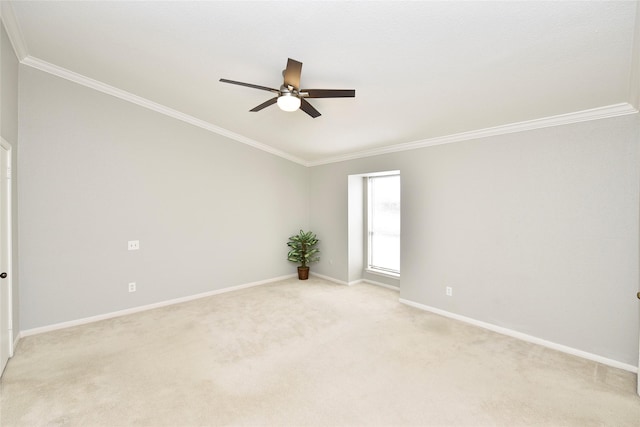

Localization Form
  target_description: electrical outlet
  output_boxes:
[128,240,140,251]
[446,286,453,296]
[128,282,136,293]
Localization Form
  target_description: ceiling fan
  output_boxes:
[220,58,355,118]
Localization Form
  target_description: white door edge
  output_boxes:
[0,137,13,363]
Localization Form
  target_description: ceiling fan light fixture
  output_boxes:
[277,93,301,112]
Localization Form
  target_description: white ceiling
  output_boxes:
[3,1,639,165]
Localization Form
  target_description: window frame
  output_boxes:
[366,173,400,277]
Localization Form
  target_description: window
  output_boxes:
[367,174,400,275]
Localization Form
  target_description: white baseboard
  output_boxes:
[20,274,296,338]
[19,276,635,374]
[309,272,351,286]
[399,298,638,374]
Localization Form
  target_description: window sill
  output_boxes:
[365,268,400,280]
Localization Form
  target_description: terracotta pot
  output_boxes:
[297,266,310,280]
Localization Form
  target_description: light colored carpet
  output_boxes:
[1,277,638,426]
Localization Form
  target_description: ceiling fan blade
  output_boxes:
[220,79,279,94]
[300,98,321,118]
[250,97,278,112]
[302,89,356,98]
[283,58,302,90]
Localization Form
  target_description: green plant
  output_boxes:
[287,230,320,268]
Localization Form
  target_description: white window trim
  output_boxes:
[365,267,400,279]
[366,171,400,277]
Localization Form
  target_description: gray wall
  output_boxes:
[310,114,640,366]
[18,66,309,330]
[1,21,20,343]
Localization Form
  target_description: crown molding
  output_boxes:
[0,1,28,61]
[20,56,309,166]
[6,1,637,168]
[16,55,640,169]
[307,103,639,167]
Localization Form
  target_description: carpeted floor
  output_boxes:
[1,277,639,426]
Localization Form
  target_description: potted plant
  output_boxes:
[287,230,320,280]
